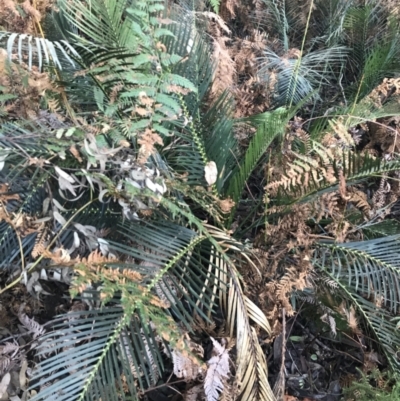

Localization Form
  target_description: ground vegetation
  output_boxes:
[0,1,400,400]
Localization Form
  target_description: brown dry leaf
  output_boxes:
[210,35,235,98]
[329,120,355,147]
[41,248,75,265]
[338,169,350,200]
[138,129,163,164]
[138,91,154,106]
[155,41,167,52]
[134,107,150,117]
[69,145,83,162]
[118,139,131,148]
[2,0,19,17]
[339,304,360,334]
[84,249,115,265]
[120,269,142,282]
[167,84,190,95]
[0,210,41,237]
[283,396,298,401]
[325,220,351,243]
[157,17,175,24]
[149,295,169,309]
[0,184,20,203]
[172,341,205,380]
[28,157,49,167]
[21,0,41,21]
[218,197,235,213]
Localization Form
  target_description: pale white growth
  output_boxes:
[54,166,78,196]
[186,38,194,53]
[204,337,230,401]
[0,151,9,171]
[321,313,337,336]
[204,161,218,186]
[0,372,10,398]
[18,305,45,339]
[172,341,204,380]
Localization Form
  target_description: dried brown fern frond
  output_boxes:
[137,128,164,164]
[347,188,371,216]
[266,205,309,238]
[309,192,340,222]
[337,303,361,335]
[209,25,235,100]
[266,263,311,316]
[231,30,271,117]
[233,77,270,117]
[366,117,400,155]
[220,0,239,19]
[367,77,400,107]
[266,152,336,196]
[0,0,39,33]
[31,225,50,259]
[325,219,351,243]
[0,53,56,119]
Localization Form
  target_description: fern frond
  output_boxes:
[208,0,221,14]
[267,141,400,206]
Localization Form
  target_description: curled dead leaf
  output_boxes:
[218,197,235,213]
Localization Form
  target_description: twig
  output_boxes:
[139,379,187,395]
[273,307,286,401]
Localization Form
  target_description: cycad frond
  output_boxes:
[106,220,220,328]
[217,252,274,401]
[258,46,347,107]
[0,31,78,70]
[160,198,275,400]
[315,0,355,46]
[315,235,400,314]
[226,107,291,207]
[314,233,400,372]
[30,306,170,401]
[319,273,400,373]
[161,10,237,192]
[361,220,400,239]
[342,3,400,100]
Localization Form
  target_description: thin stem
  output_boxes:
[289,0,315,108]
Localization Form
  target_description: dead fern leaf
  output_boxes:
[18,304,45,339]
[184,384,204,401]
[172,336,205,380]
[204,337,230,401]
[0,184,20,203]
